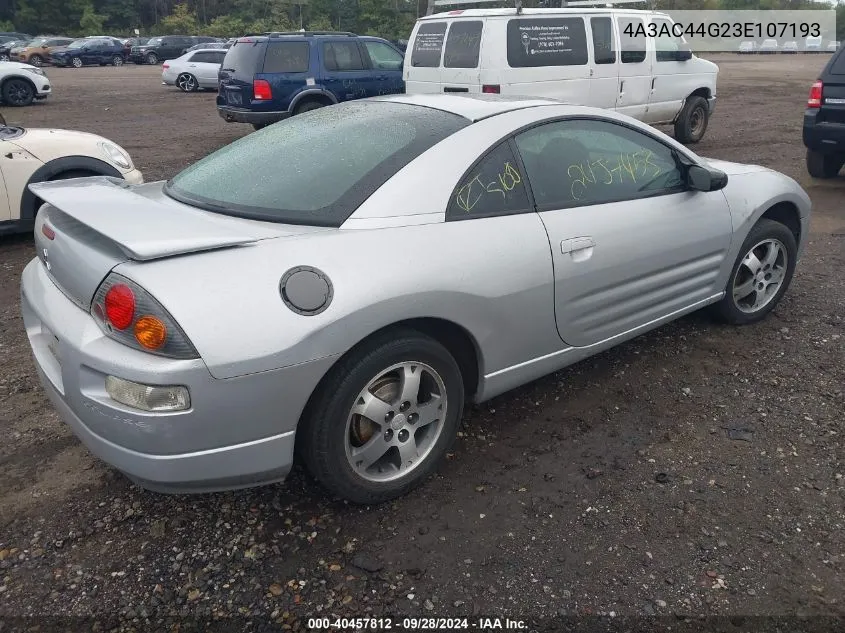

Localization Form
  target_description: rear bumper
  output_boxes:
[707,96,716,114]
[20,257,336,493]
[217,105,289,125]
[803,111,845,153]
[122,168,144,184]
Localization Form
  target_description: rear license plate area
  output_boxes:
[226,90,243,105]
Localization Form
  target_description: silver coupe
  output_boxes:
[21,94,811,503]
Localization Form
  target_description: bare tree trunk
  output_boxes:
[425,0,435,15]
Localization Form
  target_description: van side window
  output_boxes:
[590,17,616,65]
[514,119,684,209]
[411,22,447,67]
[447,141,531,220]
[617,17,646,63]
[652,18,689,62]
[506,17,588,67]
[444,21,483,68]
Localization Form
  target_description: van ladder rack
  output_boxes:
[429,0,650,13]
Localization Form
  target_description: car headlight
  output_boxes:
[99,141,132,170]
[24,66,45,76]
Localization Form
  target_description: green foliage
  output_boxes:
[79,1,108,34]
[160,3,198,34]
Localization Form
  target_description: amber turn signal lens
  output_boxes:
[134,315,167,350]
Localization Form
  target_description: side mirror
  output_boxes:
[688,164,728,192]
[675,48,692,61]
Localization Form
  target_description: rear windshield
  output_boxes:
[831,48,845,75]
[164,101,469,227]
[221,39,266,77]
[411,21,447,67]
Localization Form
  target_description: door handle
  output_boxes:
[651,77,656,91]
[560,237,595,254]
[619,79,625,96]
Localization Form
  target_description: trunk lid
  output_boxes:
[30,176,324,310]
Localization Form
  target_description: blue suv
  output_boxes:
[217,31,405,130]
[50,37,126,67]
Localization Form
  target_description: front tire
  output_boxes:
[712,218,797,325]
[176,72,198,92]
[300,329,465,504]
[674,95,709,144]
[2,79,34,106]
[112,55,123,66]
[146,52,158,65]
[28,54,43,67]
[71,56,83,68]
[806,149,844,179]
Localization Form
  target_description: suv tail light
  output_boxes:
[482,84,501,94]
[162,63,169,69]
[808,80,823,108]
[91,273,198,359]
[253,79,272,100]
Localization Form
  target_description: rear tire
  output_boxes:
[711,218,797,325]
[2,78,34,106]
[294,100,326,116]
[674,95,709,144]
[806,149,844,179]
[28,54,43,67]
[251,122,269,131]
[299,328,465,504]
[112,55,123,66]
[176,73,198,92]
[146,52,158,65]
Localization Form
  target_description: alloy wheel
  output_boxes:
[344,362,447,483]
[732,238,788,314]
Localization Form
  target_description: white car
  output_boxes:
[0,61,51,106]
[161,48,226,92]
[738,41,758,54]
[759,39,778,54]
[0,112,143,235]
[405,8,719,144]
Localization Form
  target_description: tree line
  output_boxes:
[0,0,840,43]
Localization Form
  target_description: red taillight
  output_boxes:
[104,284,135,330]
[808,80,823,108]
[253,79,272,100]
[41,223,55,240]
[482,84,501,94]
[162,63,169,69]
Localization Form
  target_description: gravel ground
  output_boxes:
[0,55,843,632]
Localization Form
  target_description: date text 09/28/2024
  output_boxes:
[307,617,528,630]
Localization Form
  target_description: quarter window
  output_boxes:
[515,119,685,209]
[323,41,366,71]
[411,21,447,67]
[506,17,588,67]
[263,42,310,73]
[590,17,616,65]
[444,21,483,68]
[617,18,646,63]
[447,141,531,220]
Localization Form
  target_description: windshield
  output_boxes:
[165,101,469,227]
[67,39,86,49]
[146,37,163,46]
[28,37,48,47]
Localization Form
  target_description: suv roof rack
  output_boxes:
[254,31,358,37]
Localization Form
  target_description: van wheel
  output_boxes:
[674,95,709,144]
[806,150,844,179]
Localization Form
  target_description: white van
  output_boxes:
[404,7,718,143]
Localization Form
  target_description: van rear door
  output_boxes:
[440,19,484,93]
[405,20,447,93]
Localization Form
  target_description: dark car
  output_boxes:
[182,35,223,54]
[0,39,28,62]
[217,31,405,130]
[803,45,845,178]
[184,41,230,53]
[130,35,193,64]
[50,37,126,67]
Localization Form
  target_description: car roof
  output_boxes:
[419,7,667,19]
[368,93,562,122]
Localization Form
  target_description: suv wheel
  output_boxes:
[0,54,9,62]
[71,56,83,68]
[2,78,34,106]
[28,54,43,67]
[674,95,709,144]
[146,52,158,65]
[806,149,844,179]
[294,100,326,116]
[112,55,124,66]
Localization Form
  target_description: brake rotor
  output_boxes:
[349,374,399,446]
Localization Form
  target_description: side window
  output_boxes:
[590,17,616,64]
[617,17,646,63]
[263,42,310,73]
[363,41,403,70]
[323,41,366,71]
[506,17,588,67]
[191,52,210,63]
[447,141,531,220]
[444,20,483,68]
[652,18,689,62]
[411,21,446,67]
[514,119,684,209]
[210,51,226,65]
